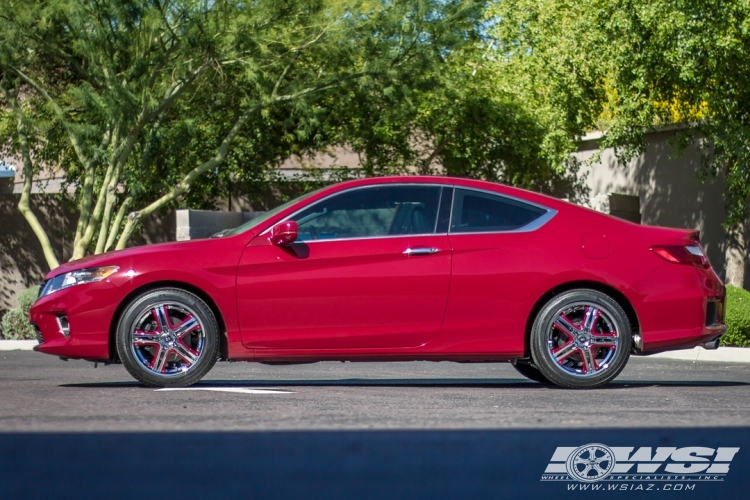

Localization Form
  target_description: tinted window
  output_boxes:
[292,185,442,241]
[450,188,546,233]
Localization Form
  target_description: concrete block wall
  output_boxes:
[175,210,267,241]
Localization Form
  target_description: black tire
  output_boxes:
[530,289,632,389]
[116,288,219,387]
[512,362,551,383]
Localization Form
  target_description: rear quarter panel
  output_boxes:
[429,199,671,356]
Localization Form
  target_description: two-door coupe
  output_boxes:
[30,176,726,388]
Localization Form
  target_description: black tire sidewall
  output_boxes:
[530,289,632,389]
[116,288,219,387]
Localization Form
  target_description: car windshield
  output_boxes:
[222,187,327,236]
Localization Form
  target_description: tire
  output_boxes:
[116,288,219,387]
[530,289,632,389]
[512,362,551,383]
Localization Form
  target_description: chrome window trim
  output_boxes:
[448,186,557,235]
[292,232,449,245]
[258,182,557,241]
[260,183,451,239]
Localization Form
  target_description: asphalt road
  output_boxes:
[1,351,749,431]
[2,351,750,499]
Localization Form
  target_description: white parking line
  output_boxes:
[155,387,294,394]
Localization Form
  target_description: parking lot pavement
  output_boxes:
[1,351,750,431]
[2,352,750,500]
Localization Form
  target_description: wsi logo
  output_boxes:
[541,443,739,483]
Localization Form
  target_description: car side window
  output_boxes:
[450,188,547,233]
[291,185,442,241]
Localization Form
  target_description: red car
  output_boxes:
[30,176,726,389]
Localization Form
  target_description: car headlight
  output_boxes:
[40,266,119,297]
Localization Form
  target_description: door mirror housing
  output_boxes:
[270,221,298,245]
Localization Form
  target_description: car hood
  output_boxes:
[45,240,208,279]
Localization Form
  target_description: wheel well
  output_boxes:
[108,281,229,361]
[523,280,640,356]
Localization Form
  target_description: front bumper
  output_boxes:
[29,280,122,360]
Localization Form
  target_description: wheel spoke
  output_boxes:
[591,338,617,349]
[554,314,580,337]
[152,306,172,333]
[173,341,198,365]
[552,341,578,362]
[580,348,595,374]
[133,330,160,345]
[149,345,170,373]
[583,306,601,331]
[591,326,617,337]
[173,314,200,339]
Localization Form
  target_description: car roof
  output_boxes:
[326,175,568,210]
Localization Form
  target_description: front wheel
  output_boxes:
[530,289,632,389]
[116,288,219,387]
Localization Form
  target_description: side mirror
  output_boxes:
[270,221,298,246]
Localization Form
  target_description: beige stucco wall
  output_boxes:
[574,129,742,282]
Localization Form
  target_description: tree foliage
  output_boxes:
[0,286,39,340]
[0,0,494,267]
[491,0,750,227]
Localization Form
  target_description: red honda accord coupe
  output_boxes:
[30,176,726,388]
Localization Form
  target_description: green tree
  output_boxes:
[491,0,750,285]
[319,34,587,199]
[0,0,485,268]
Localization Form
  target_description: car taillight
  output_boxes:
[650,244,709,268]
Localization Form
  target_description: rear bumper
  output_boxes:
[629,263,726,353]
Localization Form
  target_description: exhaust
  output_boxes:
[632,333,643,351]
[699,338,721,350]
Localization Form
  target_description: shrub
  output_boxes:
[722,285,750,347]
[1,286,40,340]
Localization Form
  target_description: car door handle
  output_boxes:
[403,247,441,256]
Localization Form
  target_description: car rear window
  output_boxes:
[450,188,547,233]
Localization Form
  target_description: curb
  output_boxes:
[0,340,38,351]
[645,346,750,364]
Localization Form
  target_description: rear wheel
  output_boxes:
[530,289,632,389]
[116,288,219,387]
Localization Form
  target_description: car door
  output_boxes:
[236,184,453,350]
[440,187,557,354]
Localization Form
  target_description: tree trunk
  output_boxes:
[2,85,60,270]
[724,222,746,288]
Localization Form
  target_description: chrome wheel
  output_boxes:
[530,289,632,389]
[117,288,219,387]
[546,303,620,377]
[130,303,206,376]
